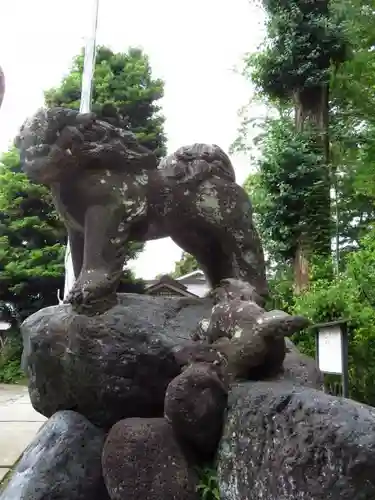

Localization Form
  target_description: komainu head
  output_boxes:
[15,106,157,185]
[15,107,95,184]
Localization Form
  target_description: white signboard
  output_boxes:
[318,325,343,374]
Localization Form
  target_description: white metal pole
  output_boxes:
[63,0,100,300]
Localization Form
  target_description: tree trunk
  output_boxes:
[293,84,331,293]
[293,240,310,295]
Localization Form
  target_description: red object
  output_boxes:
[0,66,5,109]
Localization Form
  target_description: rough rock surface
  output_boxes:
[164,362,228,459]
[21,294,213,428]
[102,417,199,500]
[280,338,324,389]
[218,381,375,500]
[0,410,108,500]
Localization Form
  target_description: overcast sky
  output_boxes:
[0,0,265,279]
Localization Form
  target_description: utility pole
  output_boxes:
[63,0,100,300]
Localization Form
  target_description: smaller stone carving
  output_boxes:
[192,278,310,380]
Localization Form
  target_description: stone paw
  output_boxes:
[64,269,117,313]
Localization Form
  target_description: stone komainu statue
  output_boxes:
[16,107,268,312]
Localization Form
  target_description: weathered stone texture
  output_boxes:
[1,411,108,500]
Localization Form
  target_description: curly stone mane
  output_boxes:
[158,143,236,183]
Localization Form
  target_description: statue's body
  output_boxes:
[16,107,267,311]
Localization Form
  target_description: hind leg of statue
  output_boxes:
[65,205,130,313]
[189,180,268,301]
[227,211,268,301]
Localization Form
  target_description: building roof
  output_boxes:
[145,274,199,298]
[176,269,205,281]
[145,269,206,287]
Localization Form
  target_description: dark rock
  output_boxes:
[280,338,324,389]
[164,363,228,459]
[21,294,213,429]
[0,410,108,500]
[102,417,200,500]
[173,342,227,369]
[218,381,375,500]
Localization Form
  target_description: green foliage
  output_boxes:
[266,265,294,312]
[238,0,375,406]
[172,252,199,278]
[118,269,146,294]
[293,229,375,404]
[0,149,66,321]
[196,467,220,500]
[0,336,24,384]
[45,46,166,157]
[244,115,330,262]
[249,0,349,101]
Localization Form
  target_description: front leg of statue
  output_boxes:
[65,205,130,313]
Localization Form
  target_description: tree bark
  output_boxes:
[293,83,331,293]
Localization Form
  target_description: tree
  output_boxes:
[45,46,166,157]
[243,0,350,291]
[0,149,65,321]
[244,114,326,263]
[172,252,199,278]
[0,45,166,323]
[293,228,375,405]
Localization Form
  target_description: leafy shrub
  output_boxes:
[263,229,375,405]
[292,231,375,405]
[196,466,220,500]
[0,334,24,384]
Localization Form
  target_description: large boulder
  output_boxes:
[102,417,200,500]
[21,294,213,429]
[0,410,108,500]
[218,381,375,500]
